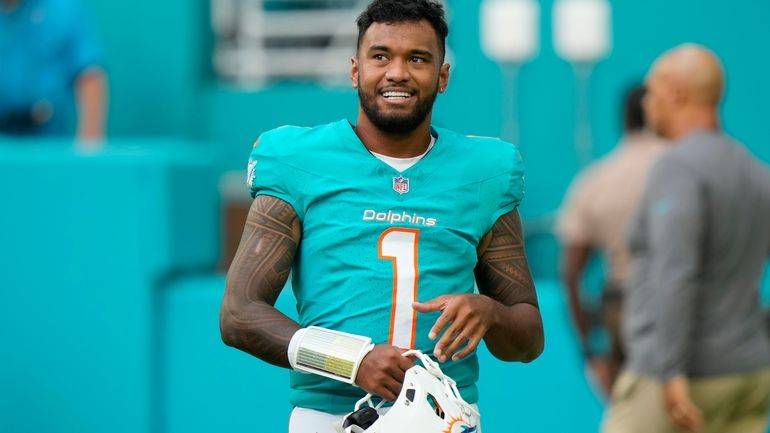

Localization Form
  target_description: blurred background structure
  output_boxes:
[2,0,769,432]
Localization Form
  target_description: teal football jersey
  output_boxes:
[248,119,525,414]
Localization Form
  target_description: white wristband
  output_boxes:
[287,326,375,385]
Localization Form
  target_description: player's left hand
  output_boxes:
[663,376,704,432]
[412,294,495,363]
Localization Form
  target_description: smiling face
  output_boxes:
[351,20,449,135]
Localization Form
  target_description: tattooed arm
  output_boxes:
[474,209,543,362]
[413,209,544,363]
[222,195,413,400]
[219,195,302,368]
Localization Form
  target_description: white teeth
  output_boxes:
[383,91,411,98]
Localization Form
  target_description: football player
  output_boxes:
[220,1,544,431]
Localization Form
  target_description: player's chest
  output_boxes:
[303,169,483,236]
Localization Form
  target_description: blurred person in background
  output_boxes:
[0,0,107,141]
[557,84,665,396]
[220,0,544,431]
[603,44,770,433]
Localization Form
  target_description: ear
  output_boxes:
[350,56,359,89]
[438,63,450,93]
[671,84,688,105]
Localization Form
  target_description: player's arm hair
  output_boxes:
[220,195,302,368]
[474,209,544,362]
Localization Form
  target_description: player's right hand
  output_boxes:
[354,344,415,401]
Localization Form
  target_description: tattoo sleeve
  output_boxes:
[475,209,538,307]
[220,195,302,368]
[474,209,543,361]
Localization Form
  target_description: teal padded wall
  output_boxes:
[161,276,298,433]
[0,140,219,433]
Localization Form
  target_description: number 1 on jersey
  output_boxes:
[378,228,420,349]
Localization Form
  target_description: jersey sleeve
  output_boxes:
[246,130,304,219]
[489,144,525,225]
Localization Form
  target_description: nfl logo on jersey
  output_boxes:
[393,176,410,195]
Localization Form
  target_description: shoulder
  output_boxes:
[254,120,349,158]
[441,128,520,156]
[569,155,608,188]
[435,127,523,177]
[569,146,635,193]
[436,129,527,217]
[248,122,347,207]
[650,136,701,175]
[659,131,730,171]
[644,142,709,200]
[646,151,691,188]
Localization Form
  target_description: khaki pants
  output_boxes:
[602,368,770,433]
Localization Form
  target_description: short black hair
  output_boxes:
[623,84,647,132]
[356,0,449,62]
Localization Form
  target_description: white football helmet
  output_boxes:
[341,350,480,433]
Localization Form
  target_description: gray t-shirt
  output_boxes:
[624,130,770,379]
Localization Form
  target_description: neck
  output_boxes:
[667,106,720,141]
[354,109,433,158]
